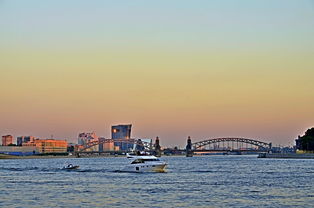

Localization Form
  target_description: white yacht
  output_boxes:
[121,154,167,173]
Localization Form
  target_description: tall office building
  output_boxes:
[111,124,132,151]
[2,135,13,146]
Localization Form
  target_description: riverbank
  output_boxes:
[0,153,187,159]
[0,154,76,159]
[0,153,151,159]
[258,153,314,159]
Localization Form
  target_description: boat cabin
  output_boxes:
[131,158,160,164]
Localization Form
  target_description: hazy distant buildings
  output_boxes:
[23,139,67,153]
[99,137,115,151]
[2,135,13,146]
[75,125,134,152]
[78,132,98,145]
[77,132,99,151]
[17,136,35,146]
[36,139,67,153]
[111,124,132,151]
[1,134,66,154]
[0,146,37,156]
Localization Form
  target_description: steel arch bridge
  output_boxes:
[192,137,272,151]
[77,138,152,152]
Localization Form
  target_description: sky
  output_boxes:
[0,0,313,147]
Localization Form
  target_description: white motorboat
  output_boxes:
[62,163,80,170]
[121,154,167,173]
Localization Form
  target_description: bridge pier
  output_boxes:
[186,136,193,157]
[269,143,272,153]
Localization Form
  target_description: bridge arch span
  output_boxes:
[192,137,271,150]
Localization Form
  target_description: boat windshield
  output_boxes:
[143,158,159,161]
[131,158,160,164]
[131,159,144,164]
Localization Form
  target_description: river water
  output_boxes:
[0,155,313,207]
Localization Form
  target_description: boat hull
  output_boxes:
[121,163,167,173]
[62,165,80,170]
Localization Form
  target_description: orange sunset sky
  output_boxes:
[0,1,313,147]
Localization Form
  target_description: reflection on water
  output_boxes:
[0,156,314,207]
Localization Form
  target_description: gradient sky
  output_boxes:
[0,0,313,147]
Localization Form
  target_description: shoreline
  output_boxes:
[258,153,314,159]
[0,154,77,160]
[0,153,187,159]
[0,154,179,159]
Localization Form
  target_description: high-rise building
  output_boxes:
[2,135,13,146]
[17,136,35,146]
[112,124,132,140]
[111,124,132,151]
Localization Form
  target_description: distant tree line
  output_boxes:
[296,127,314,151]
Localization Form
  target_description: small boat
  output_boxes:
[121,154,167,173]
[62,163,79,170]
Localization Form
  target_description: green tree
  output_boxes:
[296,127,314,151]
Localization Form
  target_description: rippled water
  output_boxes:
[0,155,313,207]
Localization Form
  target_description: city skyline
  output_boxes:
[1,0,314,147]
